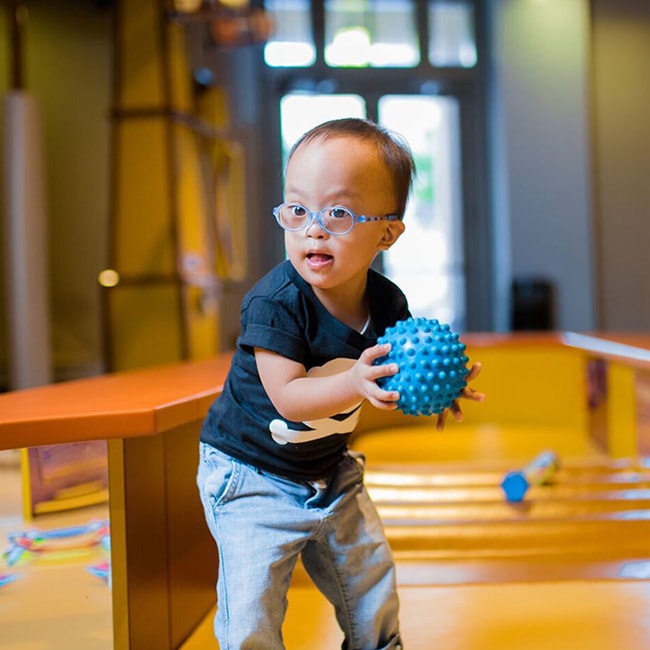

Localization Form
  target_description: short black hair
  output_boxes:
[288,117,416,218]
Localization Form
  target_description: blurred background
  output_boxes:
[1,0,649,389]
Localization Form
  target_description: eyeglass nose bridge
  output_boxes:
[305,208,333,234]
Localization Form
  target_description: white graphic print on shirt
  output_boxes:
[269,358,363,445]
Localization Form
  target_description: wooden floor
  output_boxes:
[3,424,650,649]
[182,579,650,650]
[181,422,650,650]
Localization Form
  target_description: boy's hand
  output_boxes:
[435,362,486,430]
[348,343,401,410]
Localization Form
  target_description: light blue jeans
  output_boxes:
[197,442,403,650]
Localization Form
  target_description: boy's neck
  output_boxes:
[312,283,370,332]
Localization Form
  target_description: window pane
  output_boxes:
[279,93,366,167]
[264,0,315,67]
[379,95,466,330]
[325,0,419,68]
[428,0,477,68]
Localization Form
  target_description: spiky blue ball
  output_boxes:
[375,317,470,417]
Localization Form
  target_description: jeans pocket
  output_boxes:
[198,444,239,509]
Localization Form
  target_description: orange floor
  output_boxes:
[178,446,650,650]
[3,427,650,649]
[183,579,650,650]
[180,427,650,649]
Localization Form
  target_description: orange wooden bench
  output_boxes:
[0,356,231,650]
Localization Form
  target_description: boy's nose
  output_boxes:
[306,218,328,237]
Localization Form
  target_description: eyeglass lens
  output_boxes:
[278,204,354,234]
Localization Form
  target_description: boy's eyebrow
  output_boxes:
[284,185,361,203]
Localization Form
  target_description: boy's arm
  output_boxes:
[255,344,400,422]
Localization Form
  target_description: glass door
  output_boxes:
[279,92,465,330]
[379,95,465,330]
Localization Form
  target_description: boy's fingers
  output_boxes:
[466,362,482,380]
[372,363,399,379]
[362,343,392,363]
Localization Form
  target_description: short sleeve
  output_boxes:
[238,296,307,363]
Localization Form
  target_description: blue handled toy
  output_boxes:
[375,317,470,416]
[501,450,560,502]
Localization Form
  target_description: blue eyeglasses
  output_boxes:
[273,203,401,236]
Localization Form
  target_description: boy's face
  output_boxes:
[283,135,405,299]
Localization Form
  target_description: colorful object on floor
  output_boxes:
[501,450,560,502]
[87,532,112,586]
[3,520,110,566]
[87,560,111,587]
[375,317,470,416]
[0,573,18,588]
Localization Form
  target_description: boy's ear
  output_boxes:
[378,219,405,250]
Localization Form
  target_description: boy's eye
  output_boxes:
[290,204,307,217]
[330,207,352,220]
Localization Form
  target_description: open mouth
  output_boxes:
[306,252,333,267]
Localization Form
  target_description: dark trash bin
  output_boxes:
[511,277,555,331]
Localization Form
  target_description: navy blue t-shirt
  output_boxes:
[200,260,410,481]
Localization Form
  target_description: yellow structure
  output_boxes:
[104,0,246,371]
